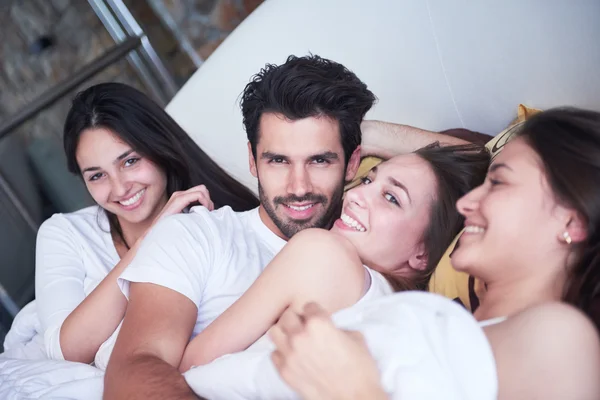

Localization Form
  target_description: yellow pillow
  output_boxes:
[346,105,541,311]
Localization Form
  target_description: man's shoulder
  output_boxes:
[188,205,257,224]
[150,206,259,242]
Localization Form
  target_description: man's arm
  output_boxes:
[360,120,470,159]
[104,282,198,400]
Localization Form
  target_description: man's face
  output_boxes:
[249,113,360,239]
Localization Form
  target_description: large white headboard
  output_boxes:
[166,0,600,191]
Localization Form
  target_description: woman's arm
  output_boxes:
[41,186,214,364]
[35,216,135,363]
[56,241,141,363]
[179,229,366,371]
[270,303,388,400]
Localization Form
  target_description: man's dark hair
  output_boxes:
[240,54,376,164]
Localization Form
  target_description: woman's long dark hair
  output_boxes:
[64,82,259,247]
[517,107,600,330]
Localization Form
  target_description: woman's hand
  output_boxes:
[134,185,214,248]
[270,303,388,400]
[158,185,214,218]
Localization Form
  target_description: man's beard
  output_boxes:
[259,182,344,239]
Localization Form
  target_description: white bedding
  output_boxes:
[184,292,498,400]
[0,301,104,400]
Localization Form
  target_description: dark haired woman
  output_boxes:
[34,82,258,365]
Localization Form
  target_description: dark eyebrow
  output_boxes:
[115,150,134,162]
[81,149,134,174]
[371,166,412,205]
[81,166,100,174]
[260,151,340,162]
[309,152,339,162]
[261,151,287,160]
[489,162,513,173]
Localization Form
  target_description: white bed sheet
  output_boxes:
[0,301,104,400]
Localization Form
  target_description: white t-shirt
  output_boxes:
[35,206,120,360]
[118,206,286,337]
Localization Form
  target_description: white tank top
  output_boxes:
[355,267,394,307]
[478,316,508,327]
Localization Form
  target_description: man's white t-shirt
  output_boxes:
[118,206,286,336]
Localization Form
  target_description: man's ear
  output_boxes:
[248,142,258,178]
[345,146,362,181]
[408,243,428,272]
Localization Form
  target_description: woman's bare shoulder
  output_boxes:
[288,228,357,253]
[488,302,600,400]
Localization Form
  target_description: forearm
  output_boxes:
[104,353,198,400]
[59,243,141,363]
[180,290,289,371]
[360,120,468,158]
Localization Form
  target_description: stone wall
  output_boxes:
[0,0,200,143]
[0,0,263,143]
[148,0,263,61]
[0,1,144,143]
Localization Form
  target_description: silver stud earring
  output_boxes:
[562,231,572,245]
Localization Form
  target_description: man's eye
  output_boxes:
[271,158,286,164]
[313,158,328,164]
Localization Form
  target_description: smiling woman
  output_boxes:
[75,127,169,240]
[33,82,258,365]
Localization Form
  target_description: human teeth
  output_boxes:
[288,204,314,211]
[120,189,145,206]
[465,225,485,234]
[341,213,366,232]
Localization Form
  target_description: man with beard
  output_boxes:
[104,54,466,399]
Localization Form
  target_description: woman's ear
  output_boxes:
[408,243,428,271]
[562,213,588,244]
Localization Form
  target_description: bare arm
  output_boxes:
[35,217,136,363]
[485,302,600,400]
[361,120,469,159]
[57,185,213,363]
[104,282,199,400]
[179,229,365,371]
[58,241,140,363]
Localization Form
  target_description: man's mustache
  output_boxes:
[273,194,327,206]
